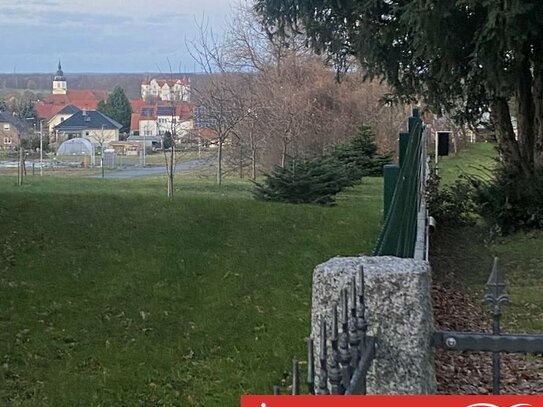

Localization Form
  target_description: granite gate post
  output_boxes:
[311,256,436,394]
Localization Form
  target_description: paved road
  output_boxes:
[94,159,214,179]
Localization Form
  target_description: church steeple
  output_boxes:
[55,60,64,79]
[52,60,67,95]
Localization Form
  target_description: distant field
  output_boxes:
[0,174,383,405]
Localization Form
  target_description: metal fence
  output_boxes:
[433,257,543,394]
[374,109,429,259]
[272,267,376,395]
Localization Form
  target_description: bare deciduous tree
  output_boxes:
[188,5,412,181]
[188,19,250,186]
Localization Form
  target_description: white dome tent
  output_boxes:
[57,138,95,166]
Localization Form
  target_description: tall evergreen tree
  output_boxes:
[98,86,132,136]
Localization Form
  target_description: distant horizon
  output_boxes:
[0,0,233,72]
[0,71,207,75]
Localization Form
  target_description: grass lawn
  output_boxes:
[431,142,543,333]
[0,173,383,405]
[437,142,497,184]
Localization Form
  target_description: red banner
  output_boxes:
[241,396,543,407]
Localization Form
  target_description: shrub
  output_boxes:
[472,168,543,235]
[427,172,477,226]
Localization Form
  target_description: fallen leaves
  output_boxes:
[433,281,543,394]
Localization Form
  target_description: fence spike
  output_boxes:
[339,288,352,390]
[328,304,344,394]
[331,304,338,343]
[483,257,508,395]
[320,318,327,362]
[483,257,509,316]
[341,288,349,326]
[350,275,357,315]
[486,257,506,299]
[358,265,365,298]
[357,265,368,350]
[292,359,300,395]
[349,276,361,367]
[307,338,315,395]
[317,319,329,395]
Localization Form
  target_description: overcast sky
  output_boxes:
[0,0,235,73]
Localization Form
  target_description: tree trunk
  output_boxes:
[239,143,243,179]
[167,173,173,198]
[168,145,175,198]
[251,147,257,180]
[516,44,535,170]
[17,147,22,186]
[533,52,543,173]
[164,145,174,198]
[217,138,223,187]
[22,152,27,177]
[490,97,532,178]
[281,139,287,168]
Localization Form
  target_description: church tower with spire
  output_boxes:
[52,60,67,95]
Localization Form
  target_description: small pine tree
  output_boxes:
[253,156,353,205]
[332,126,392,179]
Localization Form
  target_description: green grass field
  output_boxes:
[437,142,497,184]
[0,174,383,405]
[431,142,543,332]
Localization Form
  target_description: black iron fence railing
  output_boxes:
[272,266,377,395]
[433,257,543,394]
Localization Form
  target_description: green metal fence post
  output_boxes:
[374,108,425,258]
[399,132,410,167]
[383,164,400,220]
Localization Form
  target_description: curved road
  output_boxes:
[94,158,214,179]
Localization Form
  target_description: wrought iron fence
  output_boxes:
[433,257,543,394]
[272,266,376,395]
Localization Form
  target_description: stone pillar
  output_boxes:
[311,256,436,394]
